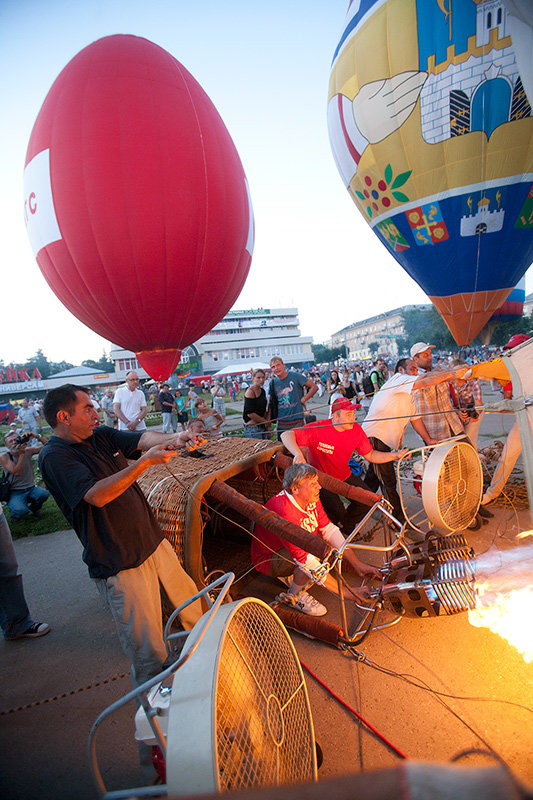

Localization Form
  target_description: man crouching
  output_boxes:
[251,463,381,616]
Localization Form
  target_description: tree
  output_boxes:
[82,351,114,372]
[368,341,380,356]
[25,349,52,378]
[312,343,347,364]
[489,312,533,347]
[400,307,456,351]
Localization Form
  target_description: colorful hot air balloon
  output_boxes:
[328,0,533,345]
[491,276,526,322]
[23,35,254,380]
[479,275,526,343]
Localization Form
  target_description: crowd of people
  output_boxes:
[0,335,529,785]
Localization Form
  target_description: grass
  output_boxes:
[6,498,70,540]
[3,456,71,539]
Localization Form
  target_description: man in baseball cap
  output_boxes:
[280,397,409,534]
[409,342,435,359]
[503,333,530,351]
[410,341,464,442]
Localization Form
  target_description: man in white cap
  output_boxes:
[410,342,464,442]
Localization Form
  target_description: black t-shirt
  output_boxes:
[243,388,267,424]
[39,427,163,579]
[158,391,175,410]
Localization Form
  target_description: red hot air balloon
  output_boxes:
[23,35,254,380]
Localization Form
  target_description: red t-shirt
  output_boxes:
[293,419,372,481]
[251,490,331,574]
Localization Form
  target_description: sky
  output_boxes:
[2,0,532,366]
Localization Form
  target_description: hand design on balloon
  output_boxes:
[352,71,428,145]
[328,71,427,187]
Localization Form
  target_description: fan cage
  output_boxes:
[422,440,483,532]
[215,601,316,791]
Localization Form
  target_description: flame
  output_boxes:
[469,583,533,663]
[468,543,533,663]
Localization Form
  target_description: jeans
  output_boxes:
[162,411,177,433]
[0,513,33,638]
[7,486,50,521]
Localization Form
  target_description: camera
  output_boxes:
[14,432,32,446]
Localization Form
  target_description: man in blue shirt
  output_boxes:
[268,357,317,439]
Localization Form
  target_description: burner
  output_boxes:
[379,535,477,617]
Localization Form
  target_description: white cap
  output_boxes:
[410,342,435,358]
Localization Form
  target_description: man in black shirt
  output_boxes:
[158,382,177,433]
[39,384,202,688]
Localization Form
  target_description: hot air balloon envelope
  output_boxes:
[24,35,254,380]
[491,277,526,322]
[328,0,533,345]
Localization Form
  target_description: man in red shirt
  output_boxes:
[281,398,408,533]
[251,463,381,616]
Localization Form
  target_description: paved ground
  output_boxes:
[1,388,532,799]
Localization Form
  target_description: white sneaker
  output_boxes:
[291,591,327,617]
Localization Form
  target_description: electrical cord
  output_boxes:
[299,659,409,760]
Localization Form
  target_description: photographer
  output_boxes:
[0,431,49,520]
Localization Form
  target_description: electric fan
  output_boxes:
[165,597,317,795]
[398,437,483,535]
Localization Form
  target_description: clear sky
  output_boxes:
[2,0,531,365]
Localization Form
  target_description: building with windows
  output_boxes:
[330,304,431,361]
[110,307,314,376]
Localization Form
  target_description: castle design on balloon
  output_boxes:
[417,0,531,145]
[460,191,505,236]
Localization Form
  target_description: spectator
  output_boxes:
[326,369,343,416]
[243,369,270,439]
[268,357,317,439]
[158,383,177,434]
[0,506,50,640]
[175,390,189,431]
[370,359,389,394]
[113,372,147,432]
[188,384,198,418]
[340,369,358,400]
[1,431,49,521]
[17,398,41,435]
[194,398,224,438]
[210,380,226,418]
[101,388,117,428]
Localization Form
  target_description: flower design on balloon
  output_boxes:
[356,165,412,219]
